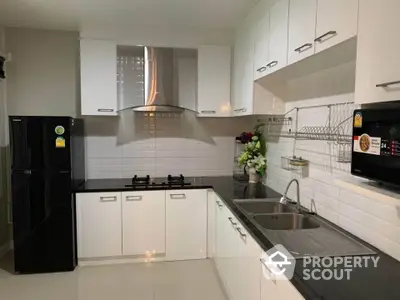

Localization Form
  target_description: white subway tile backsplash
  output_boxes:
[85,116,255,179]
[339,189,400,227]
[86,136,122,158]
[314,181,340,199]
[87,158,123,179]
[338,202,400,244]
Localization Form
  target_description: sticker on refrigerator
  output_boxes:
[55,137,66,148]
[354,134,381,155]
[354,112,363,128]
[55,125,65,135]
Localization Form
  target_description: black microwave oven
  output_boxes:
[351,108,400,186]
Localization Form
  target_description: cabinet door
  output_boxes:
[315,0,359,53]
[260,258,281,300]
[232,224,262,300]
[207,190,216,258]
[355,0,400,104]
[165,190,207,261]
[219,207,241,300]
[232,27,254,116]
[214,196,225,272]
[278,280,305,299]
[231,38,244,116]
[198,46,231,117]
[122,191,166,256]
[80,39,117,116]
[76,192,122,258]
[267,0,290,74]
[254,10,270,80]
[288,0,317,64]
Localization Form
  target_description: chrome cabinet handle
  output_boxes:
[100,196,117,202]
[294,43,313,53]
[236,227,246,239]
[216,201,223,208]
[126,195,142,201]
[376,80,400,88]
[257,66,267,72]
[260,258,277,283]
[314,30,337,42]
[267,60,278,68]
[234,108,247,113]
[97,108,114,112]
[228,217,237,226]
[170,193,186,199]
[201,110,216,114]
[7,202,12,225]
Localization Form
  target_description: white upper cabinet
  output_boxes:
[287,0,317,65]
[254,10,270,80]
[197,46,231,117]
[267,0,290,74]
[80,39,118,116]
[232,23,255,116]
[165,190,207,261]
[355,0,400,104]
[122,191,166,256]
[315,0,359,54]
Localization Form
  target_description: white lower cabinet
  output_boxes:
[207,190,216,257]
[165,189,207,261]
[261,257,281,299]
[278,280,305,299]
[122,191,166,256]
[233,222,262,300]
[215,197,261,300]
[214,197,304,300]
[214,196,226,274]
[76,192,122,258]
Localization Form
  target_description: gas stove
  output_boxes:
[125,174,192,188]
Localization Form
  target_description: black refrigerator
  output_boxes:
[10,116,85,274]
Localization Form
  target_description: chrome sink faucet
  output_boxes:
[280,179,302,213]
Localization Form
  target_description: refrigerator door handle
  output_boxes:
[7,202,12,225]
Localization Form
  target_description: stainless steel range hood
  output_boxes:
[119,46,197,113]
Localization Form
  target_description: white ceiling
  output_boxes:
[0,0,260,31]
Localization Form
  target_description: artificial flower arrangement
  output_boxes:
[238,124,267,179]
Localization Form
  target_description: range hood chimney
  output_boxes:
[120,46,196,113]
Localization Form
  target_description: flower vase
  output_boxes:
[248,169,261,183]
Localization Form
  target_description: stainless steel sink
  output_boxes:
[234,199,295,214]
[253,213,321,230]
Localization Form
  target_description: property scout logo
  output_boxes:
[263,244,380,281]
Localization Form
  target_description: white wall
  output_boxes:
[265,62,400,261]
[5,27,79,116]
[85,114,255,179]
[0,26,11,253]
[80,23,234,48]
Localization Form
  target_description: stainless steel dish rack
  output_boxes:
[258,102,357,173]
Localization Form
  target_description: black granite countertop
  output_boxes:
[74,176,400,300]
[73,176,281,199]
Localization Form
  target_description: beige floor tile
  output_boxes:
[0,253,227,300]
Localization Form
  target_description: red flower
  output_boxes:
[247,132,253,138]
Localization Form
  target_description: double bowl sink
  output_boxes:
[233,199,376,258]
[234,199,320,231]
